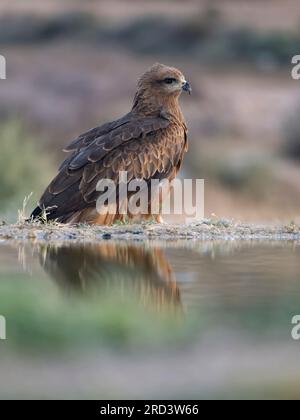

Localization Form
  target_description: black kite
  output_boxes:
[31,63,191,224]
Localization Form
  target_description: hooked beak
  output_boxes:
[182,80,192,95]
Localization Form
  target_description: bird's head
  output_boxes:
[137,63,192,99]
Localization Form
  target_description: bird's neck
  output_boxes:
[132,91,185,124]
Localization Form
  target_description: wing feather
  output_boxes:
[37,114,186,221]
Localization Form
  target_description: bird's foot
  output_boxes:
[155,215,165,224]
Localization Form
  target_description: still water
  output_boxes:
[2,240,299,313]
[0,239,300,398]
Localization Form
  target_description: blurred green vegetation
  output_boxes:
[0,121,55,221]
[113,14,300,68]
[190,153,273,197]
[0,252,298,355]
[0,10,299,68]
[0,270,189,354]
[0,12,98,44]
[0,241,299,398]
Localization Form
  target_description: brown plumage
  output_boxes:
[31,63,191,224]
[39,243,182,313]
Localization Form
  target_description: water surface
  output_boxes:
[0,239,300,399]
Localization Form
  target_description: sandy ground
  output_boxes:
[0,221,300,243]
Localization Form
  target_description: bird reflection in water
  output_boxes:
[39,243,182,313]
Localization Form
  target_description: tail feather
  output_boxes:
[30,206,43,220]
[29,205,77,224]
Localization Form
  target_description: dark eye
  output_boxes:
[163,77,177,84]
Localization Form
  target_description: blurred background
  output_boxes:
[0,0,300,222]
[1,1,300,400]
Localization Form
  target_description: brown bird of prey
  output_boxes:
[31,63,191,225]
[39,243,182,314]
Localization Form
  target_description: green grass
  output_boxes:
[0,265,297,355]
[0,120,55,221]
[0,270,189,354]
